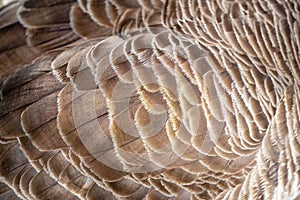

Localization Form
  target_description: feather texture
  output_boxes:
[0,0,300,199]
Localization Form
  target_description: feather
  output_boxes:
[1,0,300,199]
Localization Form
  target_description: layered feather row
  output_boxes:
[0,0,300,199]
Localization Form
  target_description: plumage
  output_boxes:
[0,0,300,199]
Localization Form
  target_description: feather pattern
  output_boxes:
[0,0,300,199]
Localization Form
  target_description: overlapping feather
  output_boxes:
[0,0,300,199]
